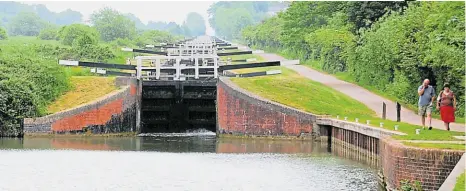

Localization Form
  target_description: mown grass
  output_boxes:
[230,66,465,141]
[454,172,465,191]
[220,54,265,63]
[47,76,118,114]
[332,66,465,124]
[402,142,465,151]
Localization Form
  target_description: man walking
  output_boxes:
[418,79,436,130]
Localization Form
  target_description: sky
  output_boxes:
[20,1,216,35]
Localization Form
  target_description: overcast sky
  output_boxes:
[21,1,216,35]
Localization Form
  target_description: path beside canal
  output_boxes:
[251,50,464,133]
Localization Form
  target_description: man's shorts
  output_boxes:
[418,104,433,116]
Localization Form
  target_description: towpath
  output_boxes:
[248,50,465,132]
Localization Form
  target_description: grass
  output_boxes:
[47,76,118,114]
[230,66,465,141]
[331,66,466,124]
[454,172,465,191]
[0,36,60,46]
[220,54,265,63]
[402,142,465,151]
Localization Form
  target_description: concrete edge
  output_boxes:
[382,136,465,153]
[317,118,407,138]
[438,153,466,191]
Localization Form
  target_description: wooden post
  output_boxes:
[396,102,401,122]
[382,102,386,119]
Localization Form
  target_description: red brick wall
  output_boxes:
[24,77,138,134]
[217,78,314,136]
[52,99,123,132]
[380,137,464,191]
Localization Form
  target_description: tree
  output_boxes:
[57,24,99,46]
[55,9,82,25]
[0,27,7,40]
[90,7,136,42]
[346,1,408,32]
[208,2,287,40]
[125,13,147,30]
[134,30,176,47]
[7,12,48,36]
[38,26,58,40]
[184,12,206,36]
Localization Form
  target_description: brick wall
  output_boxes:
[217,77,316,137]
[24,77,139,134]
[380,137,464,191]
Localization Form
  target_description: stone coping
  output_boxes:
[24,86,129,124]
[317,118,406,139]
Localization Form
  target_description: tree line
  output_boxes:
[208,1,289,40]
[241,1,465,117]
[0,2,207,38]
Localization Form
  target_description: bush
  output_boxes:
[0,42,71,136]
[38,27,58,40]
[0,27,7,40]
[58,24,99,46]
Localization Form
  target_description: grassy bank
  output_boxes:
[230,66,464,141]
[220,54,265,63]
[454,172,465,191]
[249,45,466,125]
[402,142,465,151]
[332,70,466,124]
[47,76,118,114]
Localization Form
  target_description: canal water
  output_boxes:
[0,131,379,191]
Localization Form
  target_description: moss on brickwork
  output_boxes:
[47,76,118,114]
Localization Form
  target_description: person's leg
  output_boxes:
[427,105,433,130]
[444,122,449,130]
[447,123,450,131]
[419,106,426,128]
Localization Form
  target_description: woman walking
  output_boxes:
[436,83,457,131]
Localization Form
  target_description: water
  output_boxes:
[0,132,379,191]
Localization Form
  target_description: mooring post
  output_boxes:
[396,102,401,122]
[382,102,386,119]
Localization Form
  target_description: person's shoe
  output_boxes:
[428,126,432,130]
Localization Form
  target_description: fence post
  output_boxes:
[382,102,386,120]
[396,102,401,122]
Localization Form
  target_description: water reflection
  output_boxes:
[0,135,380,191]
[1,136,325,154]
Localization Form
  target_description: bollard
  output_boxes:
[416,129,420,135]
[355,118,359,123]
[396,102,401,122]
[382,102,386,119]
[394,125,399,131]
[344,117,348,121]
[380,122,384,128]
[366,120,370,125]
[337,115,339,119]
